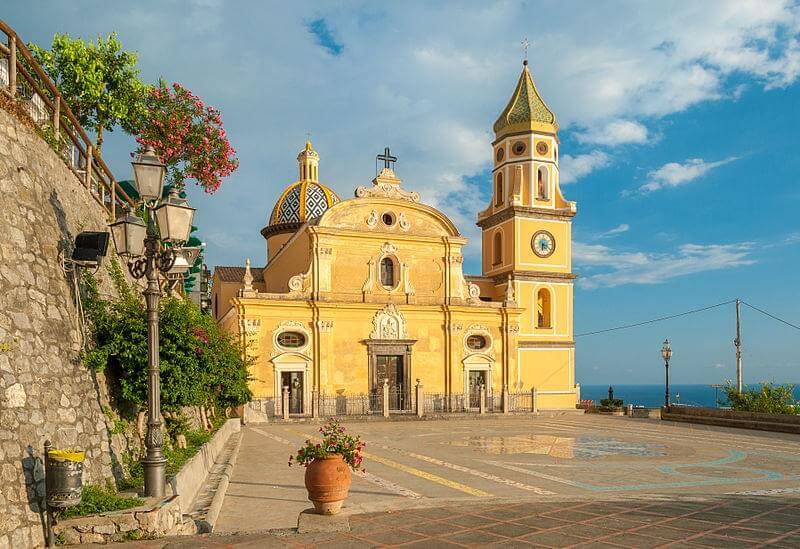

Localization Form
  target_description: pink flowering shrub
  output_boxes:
[288,419,365,470]
[136,81,238,193]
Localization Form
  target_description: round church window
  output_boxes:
[382,212,396,226]
[512,141,527,155]
[466,334,488,350]
[496,147,505,162]
[278,331,306,348]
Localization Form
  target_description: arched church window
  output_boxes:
[537,167,548,200]
[493,232,503,265]
[278,331,307,348]
[537,288,552,328]
[380,257,396,287]
[495,173,504,206]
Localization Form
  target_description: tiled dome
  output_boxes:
[269,180,340,226]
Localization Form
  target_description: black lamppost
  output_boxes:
[661,339,672,409]
[108,147,195,497]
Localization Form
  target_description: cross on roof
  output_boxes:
[377,147,397,170]
[521,38,530,61]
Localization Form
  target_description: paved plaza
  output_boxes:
[108,415,800,547]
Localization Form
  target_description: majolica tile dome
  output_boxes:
[270,180,340,225]
[264,141,340,236]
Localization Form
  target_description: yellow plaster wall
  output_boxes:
[262,229,311,293]
[517,347,574,396]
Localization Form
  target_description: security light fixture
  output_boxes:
[71,231,109,266]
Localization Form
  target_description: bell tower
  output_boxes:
[477,60,578,407]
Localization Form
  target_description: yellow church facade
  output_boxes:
[212,61,578,414]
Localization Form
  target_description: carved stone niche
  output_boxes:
[369,302,406,339]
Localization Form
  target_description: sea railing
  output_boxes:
[0,19,133,220]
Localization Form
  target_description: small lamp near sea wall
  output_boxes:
[661,339,673,410]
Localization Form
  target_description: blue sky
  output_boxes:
[6,1,799,385]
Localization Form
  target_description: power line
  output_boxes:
[575,299,736,337]
[741,301,800,331]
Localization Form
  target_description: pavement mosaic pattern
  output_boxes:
[212,414,800,533]
[92,496,800,547]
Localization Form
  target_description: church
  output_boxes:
[212,61,578,415]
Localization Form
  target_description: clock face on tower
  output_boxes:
[531,230,555,258]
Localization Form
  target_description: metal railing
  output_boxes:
[247,387,544,419]
[0,19,133,220]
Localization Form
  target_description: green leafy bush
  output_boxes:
[600,398,623,409]
[60,483,142,519]
[724,382,798,415]
[81,260,252,414]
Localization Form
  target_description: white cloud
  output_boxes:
[637,157,738,193]
[573,241,755,289]
[577,120,649,146]
[559,151,611,184]
[598,224,630,238]
[11,1,800,267]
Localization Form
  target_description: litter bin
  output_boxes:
[45,443,85,509]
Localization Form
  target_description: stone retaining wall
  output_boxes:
[53,496,193,545]
[0,106,122,548]
[52,419,241,544]
[663,405,800,434]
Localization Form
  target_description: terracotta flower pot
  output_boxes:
[304,454,352,515]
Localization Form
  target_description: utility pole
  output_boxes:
[735,298,743,394]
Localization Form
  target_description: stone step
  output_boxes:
[184,430,243,533]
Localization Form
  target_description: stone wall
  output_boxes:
[0,106,121,548]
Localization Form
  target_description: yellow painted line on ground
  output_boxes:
[374,443,556,495]
[251,427,423,499]
[362,451,492,497]
[288,428,491,498]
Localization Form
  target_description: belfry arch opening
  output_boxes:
[493,231,503,265]
[537,166,549,200]
[537,288,552,328]
[495,173,504,206]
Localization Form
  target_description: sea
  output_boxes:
[580,383,800,409]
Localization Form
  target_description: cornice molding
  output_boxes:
[477,205,575,229]
[493,271,577,284]
[518,340,575,348]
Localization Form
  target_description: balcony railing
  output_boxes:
[0,19,133,220]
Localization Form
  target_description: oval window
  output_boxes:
[278,331,306,348]
[466,334,487,350]
[495,147,505,162]
[382,212,396,226]
[512,141,527,155]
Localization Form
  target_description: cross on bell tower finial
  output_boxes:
[521,37,530,65]
[376,147,397,173]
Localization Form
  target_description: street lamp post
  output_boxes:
[661,339,672,410]
[109,147,195,497]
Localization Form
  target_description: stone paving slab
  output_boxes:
[214,415,800,533]
[78,495,800,547]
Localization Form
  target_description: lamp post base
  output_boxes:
[142,457,168,498]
